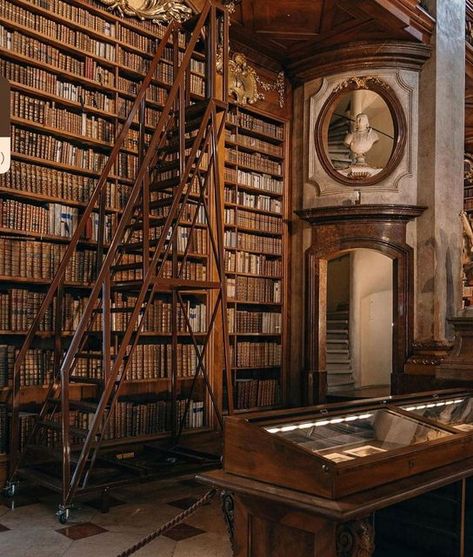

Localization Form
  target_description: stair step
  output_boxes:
[327,363,352,371]
[327,339,348,346]
[167,117,203,138]
[125,216,168,231]
[76,351,103,360]
[39,420,89,438]
[70,400,99,413]
[159,135,197,155]
[156,158,181,172]
[182,100,211,119]
[70,376,104,386]
[150,176,181,192]
[46,398,99,413]
[327,349,350,354]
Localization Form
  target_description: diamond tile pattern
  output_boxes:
[0,476,232,556]
[57,522,108,541]
[164,522,206,541]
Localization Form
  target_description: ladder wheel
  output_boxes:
[4,483,16,497]
[57,509,70,524]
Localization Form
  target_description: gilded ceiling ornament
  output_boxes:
[333,76,387,93]
[99,0,192,23]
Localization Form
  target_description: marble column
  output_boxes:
[416,0,465,343]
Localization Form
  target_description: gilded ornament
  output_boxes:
[99,0,192,23]
[218,52,286,108]
[227,53,263,106]
[333,76,388,94]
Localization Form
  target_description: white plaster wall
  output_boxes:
[350,249,393,387]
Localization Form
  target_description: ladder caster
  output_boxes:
[57,507,70,525]
[4,481,17,498]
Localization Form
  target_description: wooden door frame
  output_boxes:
[297,204,425,404]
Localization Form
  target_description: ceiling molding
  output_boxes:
[287,40,432,83]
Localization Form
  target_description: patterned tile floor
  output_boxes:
[0,475,232,556]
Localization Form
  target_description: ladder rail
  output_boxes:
[66,101,216,503]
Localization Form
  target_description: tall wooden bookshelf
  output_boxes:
[0,0,215,474]
[224,102,289,411]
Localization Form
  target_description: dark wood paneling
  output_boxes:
[228,0,434,79]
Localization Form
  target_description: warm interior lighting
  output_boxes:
[265,413,374,434]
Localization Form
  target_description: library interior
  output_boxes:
[0,0,473,555]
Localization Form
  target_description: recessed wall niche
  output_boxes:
[303,69,418,202]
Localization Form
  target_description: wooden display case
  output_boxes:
[224,391,473,498]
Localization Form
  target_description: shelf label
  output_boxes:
[0,76,10,174]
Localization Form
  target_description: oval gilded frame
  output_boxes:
[315,76,407,187]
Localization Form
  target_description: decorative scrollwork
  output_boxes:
[220,491,235,552]
[333,76,388,94]
[217,51,286,108]
[336,518,375,557]
[99,0,192,23]
[256,71,286,109]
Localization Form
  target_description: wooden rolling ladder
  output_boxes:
[4,2,231,522]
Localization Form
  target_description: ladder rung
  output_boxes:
[70,376,104,386]
[182,100,210,119]
[159,135,197,154]
[46,398,99,414]
[156,159,181,172]
[76,351,103,359]
[112,261,144,272]
[167,117,203,138]
[70,400,98,413]
[150,176,181,192]
[39,420,89,438]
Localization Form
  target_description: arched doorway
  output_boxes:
[297,204,425,403]
[326,249,393,394]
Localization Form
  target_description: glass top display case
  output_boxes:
[401,393,473,432]
[224,390,473,499]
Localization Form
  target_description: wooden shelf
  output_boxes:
[225,180,283,198]
[225,120,284,145]
[10,152,133,184]
[224,246,282,257]
[224,201,283,218]
[224,103,289,414]
[224,139,284,161]
[0,186,121,214]
[225,159,283,180]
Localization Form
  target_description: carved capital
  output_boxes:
[336,518,375,557]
